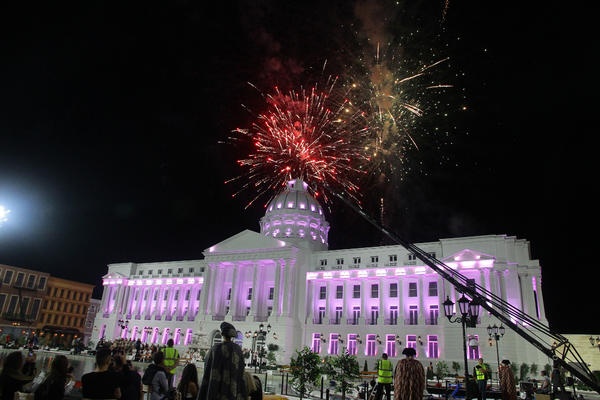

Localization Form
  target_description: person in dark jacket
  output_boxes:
[199,322,247,400]
[112,353,142,400]
[0,351,37,400]
[34,355,70,400]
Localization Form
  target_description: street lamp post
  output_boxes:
[245,323,271,372]
[487,324,505,369]
[443,295,481,400]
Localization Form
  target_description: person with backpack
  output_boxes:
[142,352,169,400]
[34,355,70,400]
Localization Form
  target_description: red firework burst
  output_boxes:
[229,79,370,208]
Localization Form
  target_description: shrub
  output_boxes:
[436,361,450,381]
[530,363,538,377]
[452,361,462,376]
[289,347,322,400]
[520,363,530,381]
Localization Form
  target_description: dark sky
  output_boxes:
[0,1,596,333]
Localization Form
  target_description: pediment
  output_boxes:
[102,272,128,279]
[441,249,495,269]
[204,229,290,254]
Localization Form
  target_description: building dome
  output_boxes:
[259,178,330,250]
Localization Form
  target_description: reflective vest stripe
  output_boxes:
[476,368,486,380]
[162,347,179,372]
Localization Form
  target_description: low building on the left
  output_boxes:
[0,264,49,339]
[1,263,97,348]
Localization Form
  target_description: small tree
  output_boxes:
[267,343,280,352]
[543,363,552,377]
[326,351,361,400]
[290,347,322,400]
[520,363,530,381]
[452,361,462,377]
[530,363,538,377]
[510,363,519,383]
[436,361,450,381]
[266,351,277,366]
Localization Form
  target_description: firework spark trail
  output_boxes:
[229,79,370,208]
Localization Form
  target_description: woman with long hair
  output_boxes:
[35,355,70,400]
[0,351,36,400]
[499,360,517,400]
[176,364,198,400]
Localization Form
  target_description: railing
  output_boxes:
[253,315,268,322]
[2,312,36,322]
[404,318,418,325]
[346,318,360,325]
[232,315,246,321]
[313,317,324,324]
[212,315,225,321]
[329,318,341,325]
[384,318,398,325]
[425,318,439,325]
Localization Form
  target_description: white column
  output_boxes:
[250,263,259,318]
[228,264,240,319]
[397,277,404,322]
[324,278,331,323]
[306,279,314,324]
[378,277,384,324]
[341,279,349,325]
[199,266,212,317]
[272,261,282,317]
[282,259,293,317]
[360,279,367,324]
[418,277,426,322]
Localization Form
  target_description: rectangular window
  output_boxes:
[428,305,439,325]
[370,306,379,325]
[371,284,379,298]
[329,333,339,355]
[353,285,360,298]
[408,305,418,325]
[248,288,253,300]
[389,306,398,325]
[320,259,328,266]
[408,253,416,261]
[21,297,30,315]
[148,270,153,276]
[408,282,418,297]
[366,334,377,356]
[319,286,327,300]
[167,269,172,274]
[386,334,397,357]
[389,255,397,262]
[389,283,398,298]
[6,296,18,314]
[407,335,417,356]
[139,270,144,275]
[15,273,25,287]
[336,285,343,299]
[197,290,201,300]
[267,306,273,316]
[467,335,480,359]
[353,257,361,264]
[178,268,183,273]
[312,333,321,353]
[0,294,6,313]
[60,315,65,324]
[348,334,358,355]
[189,268,194,273]
[428,281,438,296]
[37,277,46,290]
[70,303,74,312]
[352,306,361,325]
[532,276,541,319]
[158,269,163,274]
[227,288,231,300]
[428,335,439,358]
[336,258,344,265]
[428,252,436,259]
[371,256,378,263]
[317,306,325,324]
[268,287,274,300]
[26,275,36,289]
[335,306,342,324]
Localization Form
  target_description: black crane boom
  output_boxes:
[330,189,599,393]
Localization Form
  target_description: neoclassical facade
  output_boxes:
[93,179,550,367]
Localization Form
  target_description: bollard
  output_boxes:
[321,376,324,398]
[281,372,284,395]
[325,388,330,400]
[265,372,268,393]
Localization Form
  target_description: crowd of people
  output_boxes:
[0,321,262,400]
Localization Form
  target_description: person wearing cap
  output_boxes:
[498,360,517,400]
[375,353,393,400]
[199,322,247,400]
[474,358,489,400]
[393,347,424,400]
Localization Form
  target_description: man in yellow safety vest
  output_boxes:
[474,361,488,400]
[375,353,393,400]
[161,338,179,387]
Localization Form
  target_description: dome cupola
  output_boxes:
[259,178,330,251]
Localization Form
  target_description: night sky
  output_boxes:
[0,1,596,333]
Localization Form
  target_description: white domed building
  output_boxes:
[93,178,550,368]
